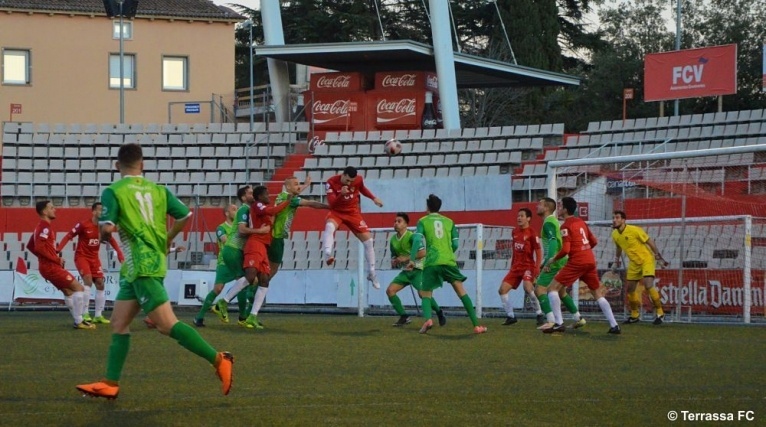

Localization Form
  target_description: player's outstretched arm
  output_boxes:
[299,199,329,209]
[56,225,77,253]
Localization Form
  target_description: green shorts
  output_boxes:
[536,266,562,287]
[390,269,424,291]
[268,238,284,264]
[116,276,169,314]
[221,246,244,279]
[214,263,239,286]
[421,265,467,292]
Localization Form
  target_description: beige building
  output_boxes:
[0,0,242,124]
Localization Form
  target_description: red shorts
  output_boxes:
[75,256,104,279]
[327,211,369,235]
[39,263,76,291]
[554,262,600,290]
[502,269,534,289]
[243,239,271,275]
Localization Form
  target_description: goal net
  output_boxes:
[548,144,766,324]
[351,224,517,318]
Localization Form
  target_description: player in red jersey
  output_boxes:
[240,185,294,328]
[57,202,125,324]
[497,208,543,325]
[542,197,620,334]
[322,166,384,289]
[27,200,95,329]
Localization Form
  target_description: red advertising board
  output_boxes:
[644,44,737,102]
[374,71,438,92]
[303,91,366,131]
[652,269,764,315]
[309,72,367,92]
[366,90,423,130]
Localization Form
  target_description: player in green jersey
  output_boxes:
[269,175,328,279]
[212,186,271,328]
[409,195,487,334]
[192,204,237,327]
[76,143,233,400]
[535,197,585,330]
[386,212,446,327]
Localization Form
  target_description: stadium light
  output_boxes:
[103,0,139,124]
[243,19,255,132]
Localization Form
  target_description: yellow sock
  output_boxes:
[628,290,641,318]
[647,286,664,316]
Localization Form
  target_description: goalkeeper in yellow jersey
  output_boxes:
[611,211,666,325]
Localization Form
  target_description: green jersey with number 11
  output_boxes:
[415,213,459,268]
[99,175,191,282]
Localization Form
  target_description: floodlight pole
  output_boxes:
[245,19,254,132]
[119,0,125,124]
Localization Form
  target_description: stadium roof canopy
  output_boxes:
[255,40,580,89]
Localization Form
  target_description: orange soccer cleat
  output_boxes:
[76,381,120,400]
[215,352,235,396]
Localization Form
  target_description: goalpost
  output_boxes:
[547,144,766,324]
[356,224,515,318]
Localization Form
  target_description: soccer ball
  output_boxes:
[384,138,403,156]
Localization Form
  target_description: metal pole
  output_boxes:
[119,0,125,124]
[248,20,254,132]
[674,0,681,116]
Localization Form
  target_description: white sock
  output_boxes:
[572,310,582,321]
[527,290,542,314]
[323,222,336,259]
[82,285,92,316]
[71,291,84,324]
[597,297,618,327]
[95,289,106,318]
[250,286,269,316]
[223,277,249,303]
[64,295,75,317]
[500,293,514,317]
[548,291,563,325]
[362,238,376,274]
[546,312,555,323]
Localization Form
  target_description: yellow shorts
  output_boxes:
[626,259,656,281]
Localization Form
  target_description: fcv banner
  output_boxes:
[13,257,120,301]
[645,44,737,102]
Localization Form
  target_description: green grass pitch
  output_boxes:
[0,311,763,426]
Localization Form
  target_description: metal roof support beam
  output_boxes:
[261,0,290,123]
[428,0,461,131]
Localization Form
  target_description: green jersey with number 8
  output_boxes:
[99,175,191,282]
[416,213,459,268]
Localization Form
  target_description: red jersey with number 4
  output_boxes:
[559,216,597,265]
[56,219,123,260]
[510,227,539,271]
[325,175,376,215]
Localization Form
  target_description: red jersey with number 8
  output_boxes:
[560,216,597,265]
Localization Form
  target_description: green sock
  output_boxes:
[196,290,217,320]
[538,293,552,314]
[389,294,406,316]
[562,294,579,314]
[460,294,480,327]
[421,296,432,320]
[430,297,441,313]
[170,322,217,365]
[236,288,248,318]
[105,333,131,382]
[247,286,256,313]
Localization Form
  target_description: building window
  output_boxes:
[109,54,136,89]
[112,21,133,40]
[2,49,31,85]
[162,56,188,91]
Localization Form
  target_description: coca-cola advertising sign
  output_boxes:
[375,71,438,91]
[310,72,366,92]
[303,91,367,131]
[366,90,421,129]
